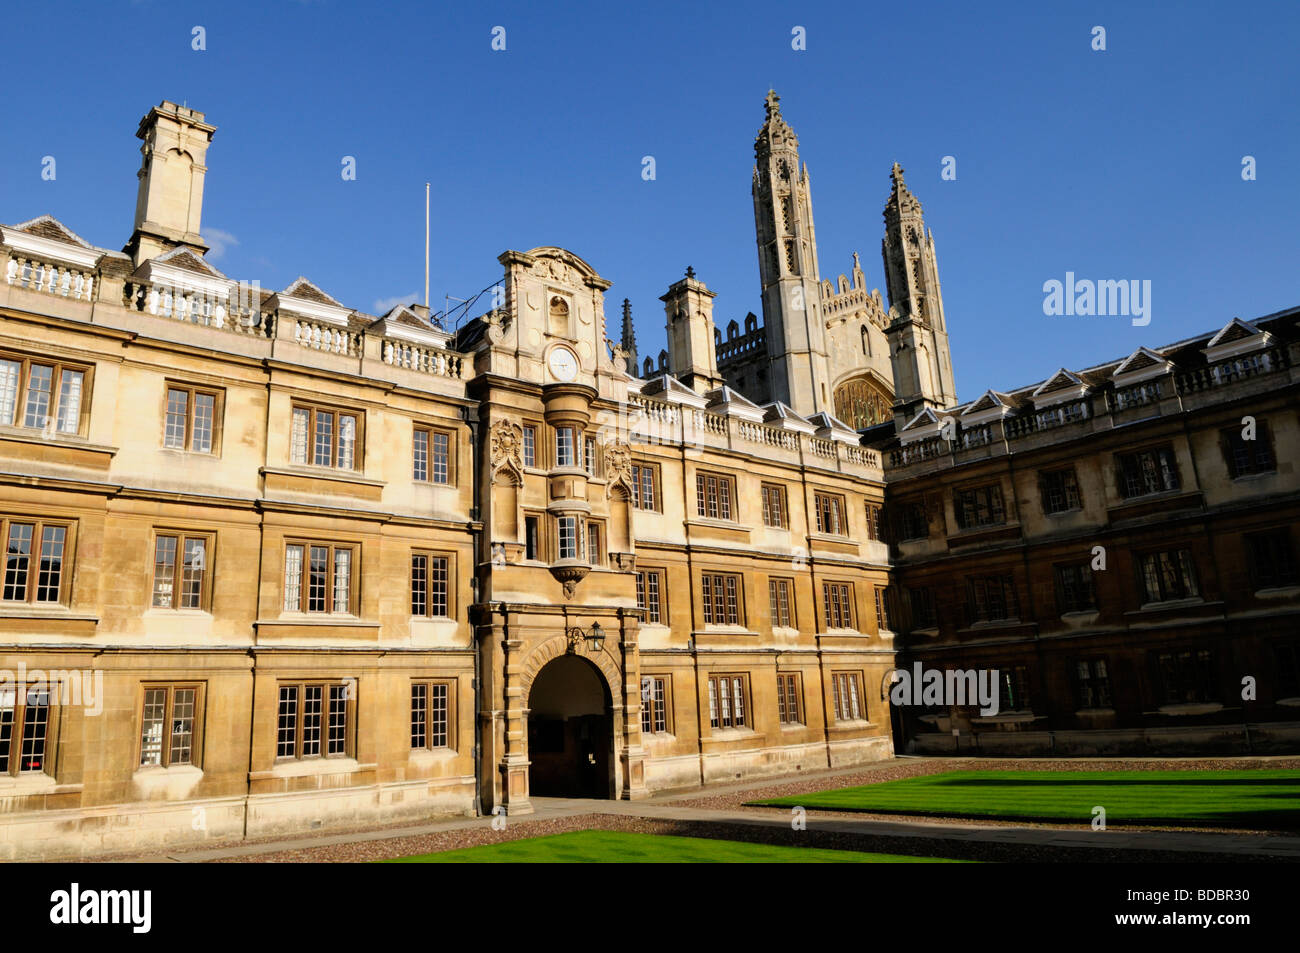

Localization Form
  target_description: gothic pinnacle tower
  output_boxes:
[752,90,833,417]
[881,162,957,425]
[619,298,638,374]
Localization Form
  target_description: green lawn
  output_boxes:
[750,769,1300,830]
[383,829,966,863]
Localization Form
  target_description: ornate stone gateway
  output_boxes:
[526,654,613,798]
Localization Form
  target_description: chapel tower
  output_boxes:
[881,163,957,425]
[752,91,833,416]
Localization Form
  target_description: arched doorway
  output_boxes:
[527,655,614,798]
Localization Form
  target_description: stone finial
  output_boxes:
[765,89,781,120]
[685,265,696,279]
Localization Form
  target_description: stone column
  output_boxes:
[618,608,649,799]
[499,613,533,815]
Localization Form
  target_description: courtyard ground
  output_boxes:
[749,769,1300,830]
[110,756,1300,864]
[383,829,966,863]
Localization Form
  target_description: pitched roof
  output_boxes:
[375,304,446,332]
[1112,346,1168,378]
[1033,368,1086,397]
[900,406,941,432]
[639,373,710,408]
[280,276,345,308]
[962,390,1013,415]
[151,245,227,279]
[1206,316,1262,349]
[7,215,94,248]
[704,385,764,421]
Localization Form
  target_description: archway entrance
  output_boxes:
[527,654,613,799]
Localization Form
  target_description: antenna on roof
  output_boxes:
[424,183,430,312]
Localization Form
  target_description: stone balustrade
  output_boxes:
[1110,379,1164,411]
[5,253,95,301]
[957,423,993,449]
[888,436,948,468]
[124,279,271,337]
[809,436,837,458]
[382,339,465,379]
[736,419,799,451]
[887,344,1293,477]
[1004,398,1090,439]
[1176,348,1285,393]
[286,316,362,356]
[626,393,880,474]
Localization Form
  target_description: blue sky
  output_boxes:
[1,1,1296,400]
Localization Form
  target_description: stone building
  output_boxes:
[879,309,1300,756]
[0,100,893,859]
[2,92,1294,860]
[700,91,1300,758]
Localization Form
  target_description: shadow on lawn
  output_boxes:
[928,776,1300,788]
[748,772,1300,830]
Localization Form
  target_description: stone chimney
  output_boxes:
[661,266,723,394]
[124,101,216,266]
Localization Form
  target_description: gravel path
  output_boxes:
[217,814,603,864]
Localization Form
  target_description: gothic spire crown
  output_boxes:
[755,88,797,158]
[884,162,923,223]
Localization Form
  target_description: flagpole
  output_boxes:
[424,183,430,311]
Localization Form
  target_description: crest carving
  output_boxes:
[604,441,634,493]
[490,419,523,484]
[532,257,573,285]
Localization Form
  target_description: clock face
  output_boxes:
[548,346,579,382]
